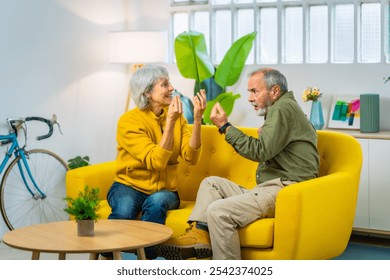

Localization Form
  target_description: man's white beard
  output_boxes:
[256,104,272,116]
[254,100,272,117]
[256,107,267,116]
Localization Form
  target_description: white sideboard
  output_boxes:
[328,130,390,235]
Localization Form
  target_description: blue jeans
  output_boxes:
[107,181,180,259]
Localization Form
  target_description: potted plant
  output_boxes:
[63,185,101,236]
[67,155,90,170]
[174,30,256,124]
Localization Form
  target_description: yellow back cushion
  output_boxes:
[176,125,259,201]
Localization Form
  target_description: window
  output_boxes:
[215,10,232,63]
[194,11,210,51]
[333,4,354,63]
[238,9,255,63]
[259,7,278,63]
[172,12,188,39]
[283,6,303,63]
[360,2,381,63]
[308,5,328,63]
[170,0,389,64]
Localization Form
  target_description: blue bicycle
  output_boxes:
[0,115,69,230]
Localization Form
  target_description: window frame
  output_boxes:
[170,0,390,64]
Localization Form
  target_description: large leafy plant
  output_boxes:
[174,31,257,124]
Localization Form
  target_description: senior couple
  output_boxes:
[103,65,319,260]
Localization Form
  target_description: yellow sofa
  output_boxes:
[66,126,362,259]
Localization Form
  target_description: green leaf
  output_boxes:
[214,32,257,88]
[203,92,241,125]
[67,156,90,170]
[174,31,215,83]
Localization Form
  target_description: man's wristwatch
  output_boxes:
[218,122,232,134]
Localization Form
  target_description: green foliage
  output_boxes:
[174,31,256,123]
[174,31,256,89]
[63,186,101,221]
[67,156,90,170]
[174,31,215,84]
[203,92,241,125]
[214,32,256,88]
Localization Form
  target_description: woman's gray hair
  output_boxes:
[249,68,288,94]
[130,65,170,110]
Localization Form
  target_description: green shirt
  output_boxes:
[225,91,319,184]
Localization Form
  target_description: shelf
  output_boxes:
[325,129,390,140]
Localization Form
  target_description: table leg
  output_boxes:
[58,253,66,260]
[137,248,146,260]
[89,253,99,260]
[113,250,122,260]
[31,251,40,260]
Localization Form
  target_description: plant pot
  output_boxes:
[196,77,224,101]
[77,220,95,236]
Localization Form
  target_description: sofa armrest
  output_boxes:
[272,172,356,259]
[66,161,116,201]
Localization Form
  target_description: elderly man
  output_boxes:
[157,68,319,260]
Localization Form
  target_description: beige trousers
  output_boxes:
[189,176,294,260]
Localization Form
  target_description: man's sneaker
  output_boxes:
[156,222,212,260]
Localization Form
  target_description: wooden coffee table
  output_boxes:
[2,219,173,260]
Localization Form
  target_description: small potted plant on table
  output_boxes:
[64,185,101,236]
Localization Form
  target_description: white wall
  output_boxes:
[0,0,389,236]
[0,0,129,162]
[0,0,130,236]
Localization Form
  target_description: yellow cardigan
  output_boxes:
[115,107,201,194]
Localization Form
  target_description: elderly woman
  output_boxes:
[105,65,206,259]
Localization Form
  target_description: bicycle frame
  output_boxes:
[0,132,46,199]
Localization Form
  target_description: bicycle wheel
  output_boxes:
[0,149,69,230]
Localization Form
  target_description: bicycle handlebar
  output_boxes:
[5,114,62,142]
[25,116,54,140]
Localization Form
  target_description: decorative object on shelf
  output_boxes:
[310,100,325,130]
[174,30,256,124]
[302,87,324,130]
[360,93,380,133]
[63,185,101,236]
[328,96,360,130]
